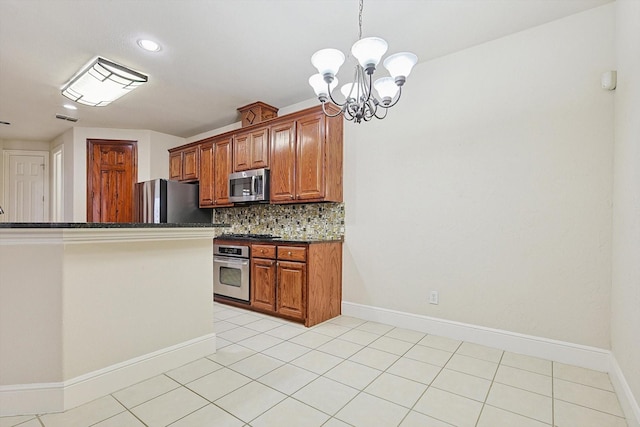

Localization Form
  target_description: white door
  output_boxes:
[3,151,49,222]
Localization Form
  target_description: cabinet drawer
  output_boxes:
[277,246,307,262]
[252,244,276,259]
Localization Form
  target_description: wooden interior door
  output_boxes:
[87,139,137,223]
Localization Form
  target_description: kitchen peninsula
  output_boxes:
[0,222,226,416]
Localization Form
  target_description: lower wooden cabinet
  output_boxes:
[276,260,306,320]
[251,257,276,312]
[245,241,341,326]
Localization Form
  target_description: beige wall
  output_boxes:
[0,231,214,385]
[61,238,213,379]
[612,0,640,409]
[342,4,615,348]
[0,242,63,383]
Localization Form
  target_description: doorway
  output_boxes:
[2,150,49,222]
[87,139,138,223]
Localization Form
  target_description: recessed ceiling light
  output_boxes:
[137,39,161,52]
[63,103,77,110]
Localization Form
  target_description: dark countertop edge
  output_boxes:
[0,223,231,229]
[214,236,344,244]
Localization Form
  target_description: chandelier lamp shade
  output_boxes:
[308,2,418,123]
[61,57,148,107]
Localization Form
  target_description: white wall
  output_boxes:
[612,0,640,412]
[342,4,615,349]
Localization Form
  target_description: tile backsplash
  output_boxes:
[213,203,344,240]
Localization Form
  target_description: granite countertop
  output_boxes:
[0,222,230,229]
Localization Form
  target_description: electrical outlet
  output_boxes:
[429,290,439,305]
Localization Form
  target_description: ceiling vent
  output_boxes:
[55,114,78,122]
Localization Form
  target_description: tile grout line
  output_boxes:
[396,338,463,426]
[474,349,505,427]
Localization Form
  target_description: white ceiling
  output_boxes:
[0,0,612,142]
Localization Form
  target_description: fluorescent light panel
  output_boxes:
[62,57,148,107]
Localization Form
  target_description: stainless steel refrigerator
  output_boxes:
[134,179,212,223]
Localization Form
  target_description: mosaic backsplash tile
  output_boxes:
[213,203,344,240]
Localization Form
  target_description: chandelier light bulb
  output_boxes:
[311,48,345,82]
[309,73,338,99]
[351,37,388,74]
[373,77,399,105]
[340,83,356,100]
[383,52,418,85]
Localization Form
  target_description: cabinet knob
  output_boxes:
[290,195,294,199]
[261,249,266,254]
[288,251,292,256]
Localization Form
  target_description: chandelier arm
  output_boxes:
[326,83,348,108]
[362,69,374,104]
[363,98,377,121]
[373,105,389,120]
[347,102,360,121]
[379,86,404,109]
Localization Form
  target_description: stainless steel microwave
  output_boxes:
[228,168,270,203]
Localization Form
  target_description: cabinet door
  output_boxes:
[182,147,199,181]
[199,143,214,207]
[296,113,325,200]
[234,128,269,172]
[214,137,233,205]
[252,258,277,312]
[233,133,250,172]
[169,152,183,181]
[249,128,269,169]
[277,261,306,320]
[270,121,296,203]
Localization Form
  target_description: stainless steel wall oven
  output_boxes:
[213,243,250,302]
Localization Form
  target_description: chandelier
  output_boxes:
[308,0,418,123]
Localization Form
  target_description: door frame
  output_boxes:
[86,139,138,222]
[2,149,50,222]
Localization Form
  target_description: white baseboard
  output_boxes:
[0,333,216,417]
[342,301,640,426]
[609,355,640,427]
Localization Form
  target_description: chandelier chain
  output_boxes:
[358,0,363,40]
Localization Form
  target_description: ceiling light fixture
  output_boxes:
[63,103,77,110]
[137,39,161,52]
[61,57,148,107]
[309,0,417,123]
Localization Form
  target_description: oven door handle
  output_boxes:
[214,256,249,267]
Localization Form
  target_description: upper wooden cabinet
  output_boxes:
[198,142,214,206]
[213,137,233,206]
[270,108,343,204]
[199,136,233,208]
[168,145,199,182]
[270,120,296,202]
[233,128,269,172]
[170,104,343,205]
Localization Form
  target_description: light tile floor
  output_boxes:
[1,303,628,427]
